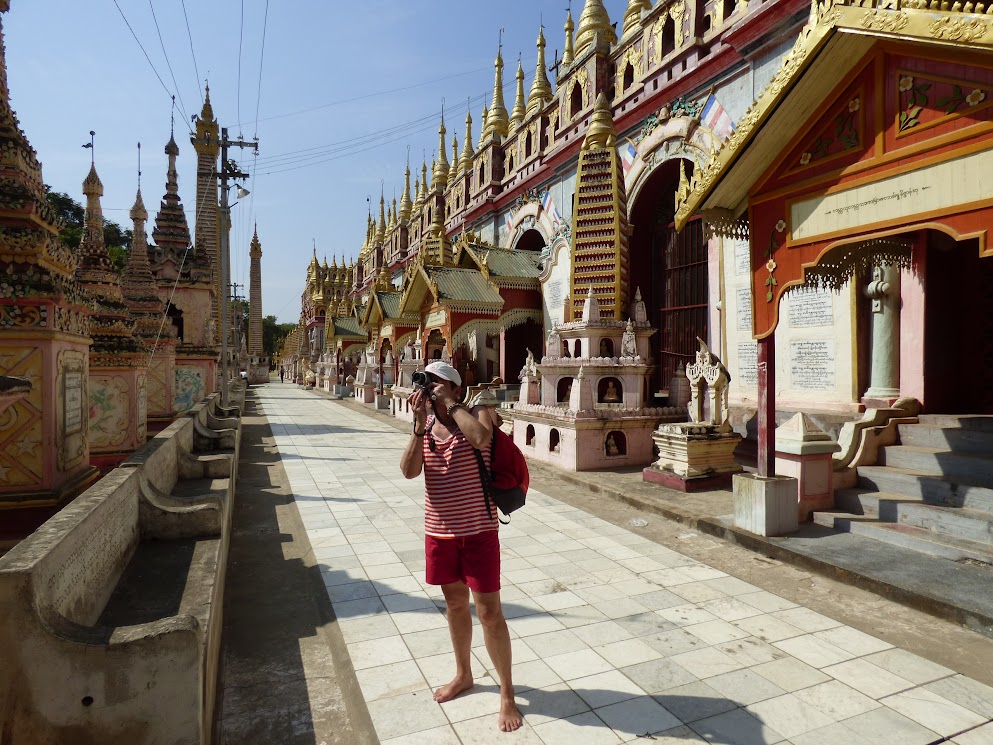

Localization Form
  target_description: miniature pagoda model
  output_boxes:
[511,94,684,471]
[644,338,743,490]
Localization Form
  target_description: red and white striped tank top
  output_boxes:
[422,415,496,538]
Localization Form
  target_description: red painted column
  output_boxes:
[757,333,776,477]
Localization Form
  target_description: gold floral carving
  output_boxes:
[858,10,909,33]
[670,1,686,48]
[928,16,987,43]
[575,66,590,109]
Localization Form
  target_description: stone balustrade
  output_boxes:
[0,388,244,745]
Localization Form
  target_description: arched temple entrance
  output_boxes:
[629,157,707,393]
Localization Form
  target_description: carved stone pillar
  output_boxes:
[863,263,901,406]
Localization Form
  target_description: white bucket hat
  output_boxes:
[424,361,462,387]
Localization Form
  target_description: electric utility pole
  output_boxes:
[218,128,258,406]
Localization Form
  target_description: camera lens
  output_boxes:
[411,371,428,387]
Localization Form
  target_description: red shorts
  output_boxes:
[425,530,501,594]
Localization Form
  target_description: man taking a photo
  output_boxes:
[399,361,522,733]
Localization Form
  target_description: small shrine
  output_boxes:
[74,155,148,471]
[391,337,425,423]
[643,338,743,491]
[120,181,177,434]
[512,288,684,470]
[0,13,99,521]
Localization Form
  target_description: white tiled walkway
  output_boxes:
[259,385,993,745]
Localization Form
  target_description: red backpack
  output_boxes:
[474,427,529,523]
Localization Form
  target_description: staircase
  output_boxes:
[813,415,993,565]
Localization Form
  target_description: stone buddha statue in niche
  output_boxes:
[606,434,619,456]
[603,380,620,403]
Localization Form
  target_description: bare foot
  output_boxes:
[433,674,474,703]
[499,697,523,732]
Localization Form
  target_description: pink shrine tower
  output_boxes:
[0,0,99,529]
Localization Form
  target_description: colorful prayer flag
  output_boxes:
[701,94,734,141]
[619,141,638,175]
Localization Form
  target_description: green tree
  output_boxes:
[45,186,133,272]
[263,315,297,357]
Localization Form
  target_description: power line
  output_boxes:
[231,60,516,129]
[253,0,270,140]
[147,0,190,125]
[179,0,203,105]
[253,95,485,169]
[237,0,245,137]
[112,0,192,132]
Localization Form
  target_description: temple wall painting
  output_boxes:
[0,345,43,489]
[175,365,206,413]
[88,375,131,451]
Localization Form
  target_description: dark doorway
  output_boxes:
[924,232,993,413]
[516,229,546,252]
[629,158,708,392]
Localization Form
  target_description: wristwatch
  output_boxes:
[446,402,465,417]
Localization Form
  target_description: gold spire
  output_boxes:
[433,113,449,189]
[250,223,262,258]
[391,196,398,229]
[563,9,575,67]
[375,192,386,243]
[459,109,474,175]
[451,133,459,175]
[575,0,616,57]
[400,163,413,221]
[583,91,617,150]
[483,45,509,140]
[511,58,527,129]
[528,26,554,116]
[419,160,429,202]
[623,0,651,34]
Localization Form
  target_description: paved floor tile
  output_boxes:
[881,687,987,737]
[260,388,991,745]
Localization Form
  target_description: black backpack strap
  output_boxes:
[473,446,509,525]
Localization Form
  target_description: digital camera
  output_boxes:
[411,371,430,390]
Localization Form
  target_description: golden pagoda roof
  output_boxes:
[575,0,616,56]
[483,48,509,140]
[511,60,527,129]
[583,92,617,150]
[528,26,554,115]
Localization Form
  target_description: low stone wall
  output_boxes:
[0,388,243,745]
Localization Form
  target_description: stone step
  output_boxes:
[857,465,993,512]
[812,511,993,565]
[898,422,993,456]
[834,488,923,520]
[896,502,993,546]
[878,444,993,483]
[917,414,993,432]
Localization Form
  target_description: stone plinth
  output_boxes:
[776,413,841,521]
[354,384,376,404]
[733,473,799,536]
[643,422,742,491]
[512,405,682,471]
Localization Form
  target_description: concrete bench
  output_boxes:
[0,389,243,745]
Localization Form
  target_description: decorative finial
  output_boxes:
[137,141,141,189]
[82,130,95,164]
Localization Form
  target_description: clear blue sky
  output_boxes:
[6,1,628,322]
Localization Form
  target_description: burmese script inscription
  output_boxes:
[791,148,993,241]
[788,288,834,328]
[64,372,83,435]
[737,288,753,331]
[47,492,138,624]
[738,342,758,387]
[790,339,835,390]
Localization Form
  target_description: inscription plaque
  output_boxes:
[738,342,758,386]
[546,279,562,311]
[64,372,83,435]
[732,239,751,276]
[788,287,834,328]
[736,288,753,331]
[425,309,446,329]
[790,339,835,390]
